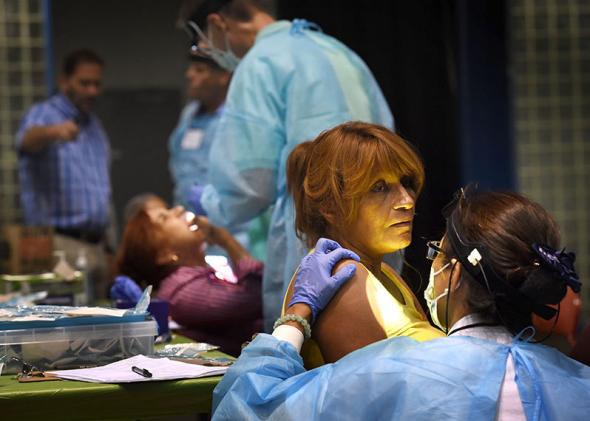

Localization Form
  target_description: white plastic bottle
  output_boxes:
[75,248,90,305]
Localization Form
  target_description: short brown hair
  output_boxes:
[287,121,425,247]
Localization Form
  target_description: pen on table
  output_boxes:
[131,366,152,378]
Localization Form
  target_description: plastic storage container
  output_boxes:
[0,318,157,374]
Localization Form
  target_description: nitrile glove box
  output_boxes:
[0,315,157,374]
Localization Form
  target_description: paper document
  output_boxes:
[48,354,228,383]
[64,306,129,317]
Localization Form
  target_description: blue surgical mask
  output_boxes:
[206,30,241,71]
[424,262,450,331]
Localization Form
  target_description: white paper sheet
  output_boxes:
[48,354,228,383]
[64,307,129,317]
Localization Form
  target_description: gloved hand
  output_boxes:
[288,238,360,324]
[186,184,208,216]
[110,275,143,304]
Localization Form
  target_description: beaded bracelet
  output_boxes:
[273,314,312,340]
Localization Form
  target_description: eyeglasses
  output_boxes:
[185,20,215,59]
[426,240,444,261]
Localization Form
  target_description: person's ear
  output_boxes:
[219,71,231,86]
[449,259,462,290]
[156,250,178,266]
[320,204,337,226]
[207,13,226,32]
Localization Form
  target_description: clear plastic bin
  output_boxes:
[0,319,157,374]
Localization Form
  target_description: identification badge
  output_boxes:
[181,129,204,150]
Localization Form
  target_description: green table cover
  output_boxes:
[0,339,232,420]
[0,373,223,420]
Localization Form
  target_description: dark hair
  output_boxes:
[123,193,167,224]
[287,121,424,248]
[62,49,104,77]
[116,210,177,288]
[186,0,276,28]
[442,190,567,334]
[188,54,223,70]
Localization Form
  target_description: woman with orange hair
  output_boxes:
[117,206,262,356]
[282,121,444,367]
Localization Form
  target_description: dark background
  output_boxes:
[279,1,511,292]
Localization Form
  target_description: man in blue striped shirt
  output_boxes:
[15,49,112,301]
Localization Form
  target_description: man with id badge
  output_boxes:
[168,54,229,216]
[169,48,270,260]
[168,53,251,254]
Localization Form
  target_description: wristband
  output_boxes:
[273,314,312,340]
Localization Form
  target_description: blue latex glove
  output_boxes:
[288,238,360,323]
[186,184,208,216]
[110,275,143,304]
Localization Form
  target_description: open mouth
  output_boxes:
[184,211,199,232]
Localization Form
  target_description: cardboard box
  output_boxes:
[0,225,53,274]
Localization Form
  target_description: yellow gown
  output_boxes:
[282,262,444,368]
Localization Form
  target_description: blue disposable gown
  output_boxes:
[169,101,271,258]
[213,334,590,420]
[201,20,395,330]
[169,101,221,208]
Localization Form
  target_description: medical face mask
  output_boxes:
[186,21,241,72]
[205,29,241,71]
[424,262,450,331]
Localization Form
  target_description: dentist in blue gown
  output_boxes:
[212,190,590,420]
[183,0,398,330]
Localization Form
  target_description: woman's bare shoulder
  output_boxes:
[333,259,368,279]
[324,259,371,310]
[314,259,386,362]
[283,259,367,314]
